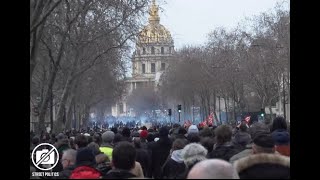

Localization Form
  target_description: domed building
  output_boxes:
[111,0,175,117]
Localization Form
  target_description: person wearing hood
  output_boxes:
[161,139,188,179]
[271,117,290,156]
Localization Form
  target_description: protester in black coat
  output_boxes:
[149,127,172,179]
[207,125,242,161]
[161,139,188,179]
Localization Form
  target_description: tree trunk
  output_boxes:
[224,95,229,123]
[37,31,68,133]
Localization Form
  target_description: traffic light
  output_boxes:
[168,109,172,116]
[260,108,265,117]
[178,104,182,113]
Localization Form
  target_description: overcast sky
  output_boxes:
[157,0,289,49]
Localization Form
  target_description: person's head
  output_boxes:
[75,134,88,149]
[32,136,40,146]
[188,125,199,135]
[102,131,115,144]
[140,130,148,139]
[271,116,288,132]
[252,133,275,154]
[199,127,213,137]
[112,141,136,170]
[181,143,208,169]
[249,122,270,140]
[187,159,239,179]
[133,137,141,148]
[111,127,118,134]
[146,133,154,142]
[215,125,232,145]
[61,149,77,169]
[93,133,102,145]
[75,147,96,167]
[87,142,101,156]
[239,122,248,132]
[178,127,187,135]
[172,138,188,151]
[159,126,169,138]
[200,137,215,153]
[113,133,123,145]
[141,126,147,131]
[121,127,131,138]
[187,133,201,143]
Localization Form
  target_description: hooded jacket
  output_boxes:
[161,149,186,179]
[234,153,290,179]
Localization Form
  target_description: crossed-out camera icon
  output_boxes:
[31,143,59,171]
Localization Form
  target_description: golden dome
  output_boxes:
[138,0,173,45]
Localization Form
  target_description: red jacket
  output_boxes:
[69,166,101,179]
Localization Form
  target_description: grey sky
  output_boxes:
[157,0,288,49]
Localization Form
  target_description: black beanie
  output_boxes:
[76,147,96,166]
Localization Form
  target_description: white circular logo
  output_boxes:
[31,143,60,171]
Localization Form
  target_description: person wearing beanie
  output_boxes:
[233,133,290,179]
[69,147,101,179]
[100,131,114,161]
[187,125,199,135]
[271,117,290,156]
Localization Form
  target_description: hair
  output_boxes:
[62,149,77,164]
[249,122,270,139]
[271,116,287,132]
[87,142,101,155]
[75,134,88,148]
[172,138,188,151]
[215,125,232,144]
[200,137,215,153]
[239,122,248,132]
[199,127,213,137]
[93,133,102,145]
[146,133,154,142]
[187,133,201,143]
[133,137,141,149]
[122,127,131,138]
[112,141,136,170]
[187,159,239,179]
[252,144,275,154]
[32,136,40,145]
[113,133,123,145]
[111,127,118,134]
[87,136,93,144]
[141,126,147,130]
[181,143,208,168]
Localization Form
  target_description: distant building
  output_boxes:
[112,0,175,117]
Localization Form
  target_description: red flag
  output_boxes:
[245,116,251,123]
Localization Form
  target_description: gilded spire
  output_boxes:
[148,0,160,24]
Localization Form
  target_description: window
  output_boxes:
[143,48,146,54]
[142,64,145,73]
[161,63,165,71]
[151,63,155,73]
[169,47,172,53]
[161,47,164,54]
[151,47,155,54]
[119,104,124,113]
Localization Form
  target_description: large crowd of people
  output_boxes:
[30,116,290,179]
